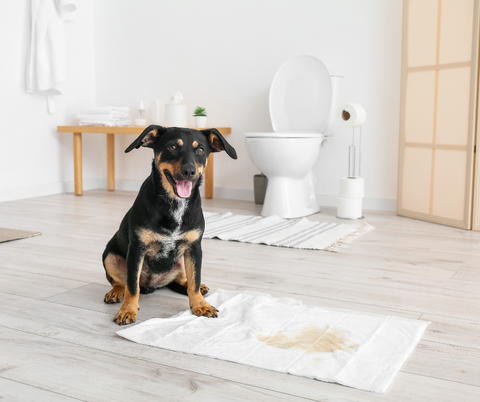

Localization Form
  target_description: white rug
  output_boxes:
[117,290,429,393]
[203,212,373,252]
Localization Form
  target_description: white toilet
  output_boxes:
[245,55,343,218]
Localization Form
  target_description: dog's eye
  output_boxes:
[197,148,204,155]
[168,145,176,152]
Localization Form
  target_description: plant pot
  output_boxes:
[195,116,207,128]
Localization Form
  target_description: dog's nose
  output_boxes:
[181,165,196,179]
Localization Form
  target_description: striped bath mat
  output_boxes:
[203,212,373,252]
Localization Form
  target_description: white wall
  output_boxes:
[93,0,403,210]
[1,0,402,210]
[0,0,100,202]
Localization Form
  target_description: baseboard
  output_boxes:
[211,187,255,201]
[0,178,99,203]
[0,179,397,212]
[97,179,143,192]
[316,194,397,212]
[214,188,397,212]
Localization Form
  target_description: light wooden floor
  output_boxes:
[1,190,479,401]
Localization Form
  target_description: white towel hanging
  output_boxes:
[26,0,77,114]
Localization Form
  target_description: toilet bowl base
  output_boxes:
[261,172,320,219]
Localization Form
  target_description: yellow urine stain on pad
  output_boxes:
[257,324,358,353]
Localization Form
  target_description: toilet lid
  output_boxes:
[269,55,332,132]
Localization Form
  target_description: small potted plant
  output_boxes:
[193,106,207,128]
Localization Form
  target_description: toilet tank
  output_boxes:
[322,74,344,137]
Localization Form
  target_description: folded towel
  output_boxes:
[77,106,131,126]
[77,113,130,120]
[79,107,129,115]
[79,119,131,127]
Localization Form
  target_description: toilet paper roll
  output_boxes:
[340,177,364,199]
[165,104,187,127]
[338,103,366,128]
[337,197,363,219]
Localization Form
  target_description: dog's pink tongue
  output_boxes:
[176,180,193,197]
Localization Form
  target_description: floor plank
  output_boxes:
[421,313,480,350]
[402,340,480,387]
[0,377,81,401]
[0,267,88,299]
[271,274,480,321]
[0,327,311,402]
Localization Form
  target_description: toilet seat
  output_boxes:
[245,132,324,139]
[269,55,332,133]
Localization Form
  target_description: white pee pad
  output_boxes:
[117,290,429,393]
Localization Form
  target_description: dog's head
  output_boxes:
[125,125,237,199]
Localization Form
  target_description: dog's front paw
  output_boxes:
[191,302,218,318]
[199,284,209,296]
[114,307,138,325]
[104,287,124,304]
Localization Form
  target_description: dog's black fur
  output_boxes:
[102,125,237,325]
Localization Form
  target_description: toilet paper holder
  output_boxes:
[336,103,366,220]
[337,103,366,179]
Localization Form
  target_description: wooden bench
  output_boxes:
[57,126,231,198]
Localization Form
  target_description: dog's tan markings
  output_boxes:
[158,160,182,199]
[103,253,127,303]
[137,228,169,258]
[195,163,204,176]
[145,243,162,258]
[158,159,181,175]
[177,139,184,146]
[184,251,217,317]
[209,133,223,152]
[137,227,169,244]
[180,229,201,244]
[137,228,157,244]
[192,141,198,148]
[142,128,159,147]
[257,325,358,353]
[199,284,209,295]
[173,257,188,287]
[104,284,124,304]
[114,256,144,325]
[173,256,208,295]
[104,253,127,283]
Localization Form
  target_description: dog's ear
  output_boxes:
[202,128,237,159]
[125,125,167,153]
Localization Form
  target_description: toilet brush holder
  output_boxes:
[253,174,268,205]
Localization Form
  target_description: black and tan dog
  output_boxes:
[102,125,237,325]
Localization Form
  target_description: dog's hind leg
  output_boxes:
[167,256,209,296]
[103,253,127,304]
[113,243,144,325]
